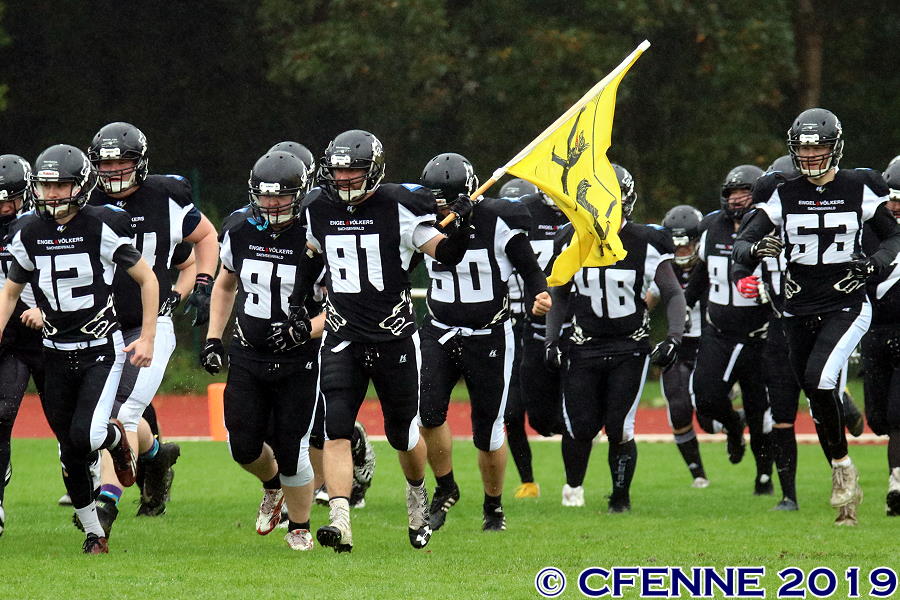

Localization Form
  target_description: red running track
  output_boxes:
[10,394,883,442]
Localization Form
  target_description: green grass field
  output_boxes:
[1,439,896,599]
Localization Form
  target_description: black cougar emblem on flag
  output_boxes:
[551,107,589,195]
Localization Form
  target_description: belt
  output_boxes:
[43,337,110,351]
[429,319,495,345]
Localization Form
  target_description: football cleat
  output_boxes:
[277,503,289,529]
[314,484,329,506]
[256,488,285,536]
[830,461,861,508]
[726,410,746,464]
[886,467,900,516]
[754,474,774,496]
[691,477,710,489]
[482,505,507,532]
[772,498,799,511]
[317,501,352,553]
[141,442,181,510]
[0,502,5,537]
[513,482,541,498]
[407,483,432,549]
[607,495,631,514]
[107,419,137,487]
[428,483,460,531]
[82,532,109,554]
[58,493,73,506]
[74,499,118,537]
[350,421,376,509]
[835,489,862,527]
[285,528,314,551]
[561,484,585,507]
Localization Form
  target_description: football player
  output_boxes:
[86,122,217,527]
[733,109,900,525]
[545,165,686,512]
[685,165,774,495]
[291,130,473,552]
[859,158,900,516]
[201,150,323,550]
[0,144,159,553]
[0,154,46,536]
[418,154,551,532]
[653,204,711,488]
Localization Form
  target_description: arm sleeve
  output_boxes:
[654,260,685,341]
[866,203,900,270]
[732,209,776,266]
[7,258,32,284]
[545,283,572,345]
[288,248,325,307]
[505,233,548,302]
[112,244,143,269]
[433,223,473,266]
[683,259,708,307]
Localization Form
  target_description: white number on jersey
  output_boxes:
[784,211,857,265]
[35,253,96,312]
[427,248,495,304]
[325,233,385,293]
[577,267,637,318]
[240,258,296,319]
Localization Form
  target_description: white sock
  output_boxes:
[832,457,852,468]
[75,502,105,537]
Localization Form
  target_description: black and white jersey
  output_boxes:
[425,197,531,329]
[305,183,438,342]
[750,169,890,315]
[692,210,769,338]
[558,221,674,352]
[220,206,322,361]
[0,215,40,350]
[863,222,900,327]
[89,174,201,329]
[6,205,134,343]
[507,193,567,320]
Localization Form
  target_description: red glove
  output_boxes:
[736,275,760,299]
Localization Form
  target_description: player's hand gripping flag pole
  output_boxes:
[439,40,650,286]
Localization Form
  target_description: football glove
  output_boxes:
[651,336,680,370]
[736,275,761,299]
[184,273,214,327]
[448,194,473,225]
[750,235,783,258]
[543,341,562,371]
[200,338,227,374]
[267,305,312,352]
[159,289,182,317]
[834,255,877,294]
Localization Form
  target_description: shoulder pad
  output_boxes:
[149,174,194,206]
[221,205,252,232]
[645,223,675,254]
[846,168,890,196]
[478,196,532,231]
[383,183,437,216]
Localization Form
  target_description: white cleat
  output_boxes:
[58,493,73,506]
[692,477,710,489]
[317,499,352,553]
[830,461,860,508]
[886,467,900,516]
[562,484,585,507]
[406,483,432,549]
[0,502,5,537]
[256,488,285,535]
[285,528,314,551]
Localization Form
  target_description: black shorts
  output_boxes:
[765,316,802,424]
[518,330,564,436]
[562,346,649,444]
[224,354,318,476]
[420,319,514,452]
[691,329,768,424]
[318,331,421,451]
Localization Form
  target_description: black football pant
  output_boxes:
[783,302,871,462]
[0,347,45,503]
[318,332,421,451]
[420,320,514,452]
[518,328,565,436]
[41,335,125,510]
[225,354,319,479]
[861,325,900,470]
[692,330,771,477]
[659,337,715,433]
[502,317,532,482]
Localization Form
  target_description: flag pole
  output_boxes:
[439,40,650,228]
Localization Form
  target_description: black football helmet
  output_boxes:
[420,153,478,208]
[499,178,538,199]
[720,164,764,220]
[267,141,316,191]
[319,129,385,203]
[663,205,703,267]
[0,154,32,218]
[787,108,844,177]
[88,122,149,194]
[766,154,799,178]
[248,151,309,228]
[30,145,98,220]
[884,160,900,221]
[611,163,636,219]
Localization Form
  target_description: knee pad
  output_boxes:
[384,417,419,452]
[229,438,263,466]
[674,429,697,444]
[419,405,448,429]
[281,449,314,487]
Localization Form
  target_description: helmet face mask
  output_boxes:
[720,164,764,220]
[787,108,843,178]
[248,151,308,229]
[663,204,703,268]
[319,130,385,204]
[88,122,149,194]
[0,154,33,218]
[420,153,478,209]
[31,145,97,221]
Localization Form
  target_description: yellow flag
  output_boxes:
[506,42,648,286]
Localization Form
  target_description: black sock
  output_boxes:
[506,420,534,483]
[749,431,773,479]
[483,493,502,512]
[406,477,424,488]
[562,434,592,487]
[262,474,281,490]
[809,388,847,462]
[436,471,456,490]
[771,426,797,502]
[608,440,637,502]
[674,429,705,479]
[889,429,900,471]
[288,520,310,532]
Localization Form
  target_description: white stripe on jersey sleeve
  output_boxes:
[8,230,35,271]
[759,190,784,227]
[493,218,525,282]
[861,184,889,221]
[305,208,322,253]
[398,203,438,269]
[697,230,709,262]
[100,222,133,263]
[642,239,672,290]
[220,229,234,272]
[168,198,195,245]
